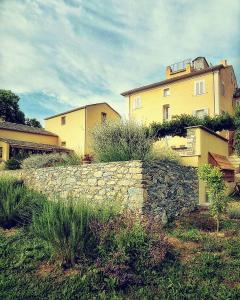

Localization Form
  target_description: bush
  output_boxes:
[198,164,228,232]
[0,176,46,228]
[147,146,181,164]
[90,212,170,285]
[31,198,115,267]
[92,120,154,162]
[5,152,29,170]
[228,207,240,219]
[150,113,235,139]
[21,152,81,169]
[5,157,21,170]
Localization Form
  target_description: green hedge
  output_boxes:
[150,113,235,139]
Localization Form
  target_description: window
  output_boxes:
[133,96,141,110]
[193,108,208,118]
[194,80,205,95]
[61,116,66,125]
[221,81,225,96]
[61,141,66,147]
[0,147,2,158]
[163,104,170,121]
[163,88,170,97]
[101,112,107,124]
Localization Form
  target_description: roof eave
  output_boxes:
[121,65,224,96]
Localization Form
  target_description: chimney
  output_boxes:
[165,66,171,79]
[220,59,228,66]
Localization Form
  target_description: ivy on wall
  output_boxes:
[149,113,235,139]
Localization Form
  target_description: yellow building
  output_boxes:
[0,119,69,162]
[122,57,238,123]
[45,102,121,156]
[121,57,239,204]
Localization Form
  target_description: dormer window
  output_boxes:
[163,88,170,97]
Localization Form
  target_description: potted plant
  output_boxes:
[82,154,93,164]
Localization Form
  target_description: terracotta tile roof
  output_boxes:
[209,153,235,170]
[0,137,71,152]
[0,121,58,137]
[121,65,224,96]
[45,102,121,120]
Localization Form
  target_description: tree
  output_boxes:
[198,164,228,232]
[0,90,25,124]
[25,118,42,128]
[0,89,42,128]
[234,106,240,156]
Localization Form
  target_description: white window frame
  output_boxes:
[194,80,205,96]
[163,104,170,121]
[133,96,141,110]
[163,88,170,97]
[192,108,208,118]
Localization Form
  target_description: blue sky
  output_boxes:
[0,0,239,124]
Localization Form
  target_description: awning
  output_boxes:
[208,152,235,170]
[0,137,72,153]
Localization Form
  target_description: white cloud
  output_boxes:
[0,0,239,118]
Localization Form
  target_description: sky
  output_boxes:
[0,0,240,124]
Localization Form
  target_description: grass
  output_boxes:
[0,176,46,228]
[31,198,115,267]
[1,202,240,299]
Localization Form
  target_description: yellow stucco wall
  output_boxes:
[129,72,216,125]
[45,104,120,156]
[219,67,236,115]
[0,141,10,161]
[45,109,86,156]
[127,67,235,126]
[185,127,229,205]
[0,129,58,145]
[85,104,120,154]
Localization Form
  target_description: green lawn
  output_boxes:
[1,205,240,299]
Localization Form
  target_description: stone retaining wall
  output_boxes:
[0,160,199,219]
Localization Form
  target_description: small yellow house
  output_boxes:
[0,120,69,162]
[45,102,121,156]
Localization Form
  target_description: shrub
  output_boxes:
[198,164,228,232]
[90,212,170,285]
[21,152,81,169]
[147,146,181,164]
[228,207,240,219]
[150,112,235,139]
[5,152,29,170]
[5,157,21,170]
[92,120,154,162]
[180,212,216,232]
[31,198,115,267]
[0,176,46,228]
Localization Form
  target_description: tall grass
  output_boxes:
[92,120,154,162]
[31,198,115,267]
[0,176,46,228]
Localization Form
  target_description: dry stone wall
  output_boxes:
[0,160,199,219]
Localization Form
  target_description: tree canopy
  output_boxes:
[0,90,42,128]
